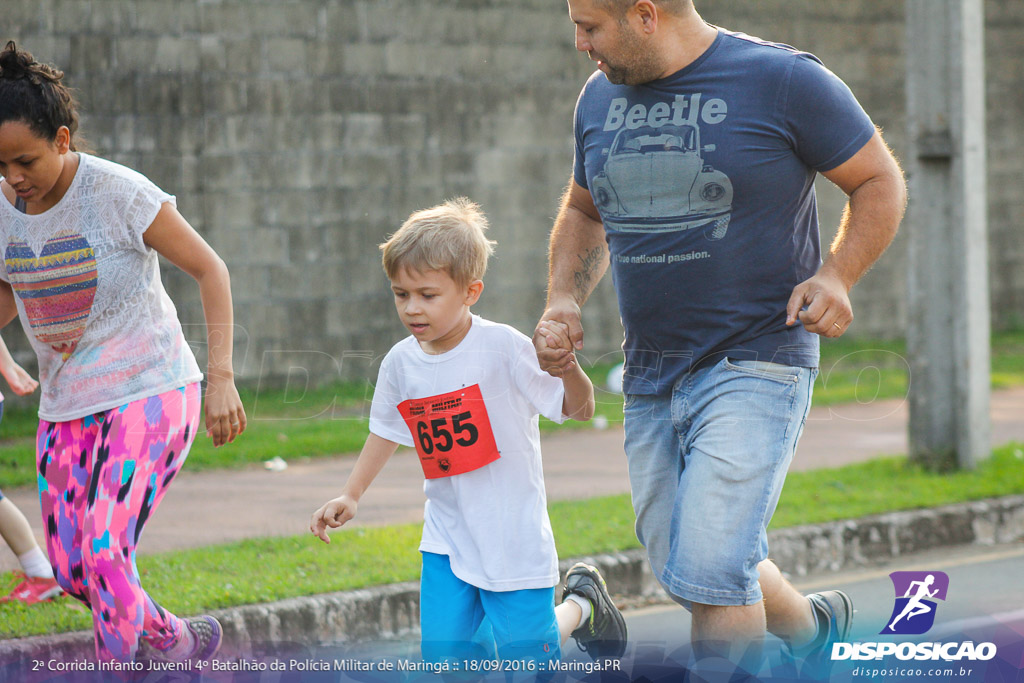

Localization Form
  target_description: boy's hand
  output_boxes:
[534,320,576,377]
[310,495,358,543]
[1,362,38,396]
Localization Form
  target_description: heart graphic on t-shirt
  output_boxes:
[5,231,98,360]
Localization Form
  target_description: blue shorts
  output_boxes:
[419,552,560,664]
[623,357,816,607]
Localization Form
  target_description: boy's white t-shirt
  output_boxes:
[0,154,203,421]
[369,315,566,592]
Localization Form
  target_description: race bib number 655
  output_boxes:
[397,384,500,479]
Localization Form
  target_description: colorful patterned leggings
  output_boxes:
[36,383,200,662]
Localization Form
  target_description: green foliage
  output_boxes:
[0,362,624,488]
[1,333,1021,488]
[814,337,909,406]
[992,329,1024,388]
[550,495,641,558]
[770,441,1024,528]
[0,525,425,639]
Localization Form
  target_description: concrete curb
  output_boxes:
[2,495,1023,666]
[769,494,1024,576]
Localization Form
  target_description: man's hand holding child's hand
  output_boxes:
[310,494,358,543]
[534,320,576,377]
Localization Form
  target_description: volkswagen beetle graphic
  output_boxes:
[590,124,733,239]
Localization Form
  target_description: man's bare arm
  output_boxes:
[535,179,609,375]
[786,130,907,336]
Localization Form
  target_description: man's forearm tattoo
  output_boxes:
[572,246,605,303]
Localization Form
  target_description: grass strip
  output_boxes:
[2,331,1023,489]
[2,441,1022,639]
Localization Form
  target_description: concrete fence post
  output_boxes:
[905,0,991,469]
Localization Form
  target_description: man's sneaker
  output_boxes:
[562,562,628,659]
[784,590,853,679]
[0,572,63,604]
[809,590,853,649]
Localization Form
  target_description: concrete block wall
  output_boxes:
[986,0,1024,328]
[2,0,1021,386]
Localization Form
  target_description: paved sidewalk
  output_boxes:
[1,388,1022,572]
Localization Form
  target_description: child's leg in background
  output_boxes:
[419,552,494,663]
[0,489,33,557]
[0,494,56,580]
[0,399,57,586]
[37,384,200,662]
[0,402,35,556]
[0,483,37,559]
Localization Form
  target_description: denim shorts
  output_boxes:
[623,357,816,607]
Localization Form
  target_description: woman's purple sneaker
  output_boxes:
[186,615,223,661]
[136,614,223,666]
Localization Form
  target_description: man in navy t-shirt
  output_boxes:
[534,0,906,675]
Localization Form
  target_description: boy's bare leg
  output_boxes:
[556,600,583,644]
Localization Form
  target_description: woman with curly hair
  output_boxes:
[0,41,246,665]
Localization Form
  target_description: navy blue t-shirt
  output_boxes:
[573,29,875,395]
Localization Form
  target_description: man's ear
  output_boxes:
[634,0,658,33]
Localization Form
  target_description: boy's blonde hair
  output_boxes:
[380,197,497,287]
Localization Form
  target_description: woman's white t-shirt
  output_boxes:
[0,154,202,421]
[369,316,566,592]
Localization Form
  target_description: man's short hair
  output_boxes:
[595,0,691,18]
[380,197,497,287]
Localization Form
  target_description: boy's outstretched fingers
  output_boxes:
[310,506,332,543]
[311,510,331,544]
[310,497,357,543]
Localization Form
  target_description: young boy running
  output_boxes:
[311,197,627,665]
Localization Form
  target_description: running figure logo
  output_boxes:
[881,571,950,635]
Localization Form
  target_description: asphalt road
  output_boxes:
[620,541,1024,682]
[626,541,1024,643]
